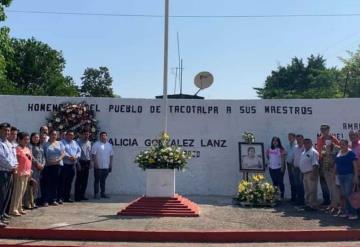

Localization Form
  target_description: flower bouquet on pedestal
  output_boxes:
[135,132,191,170]
[134,132,191,197]
[118,132,199,217]
[237,174,278,207]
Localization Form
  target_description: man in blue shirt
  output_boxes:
[0,123,17,228]
[59,130,81,203]
[75,129,92,201]
[5,127,19,215]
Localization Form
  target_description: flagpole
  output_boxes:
[162,0,169,133]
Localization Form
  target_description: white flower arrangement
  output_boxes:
[135,132,191,170]
[242,132,255,144]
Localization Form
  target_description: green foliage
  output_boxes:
[80,67,114,97]
[0,1,116,97]
[255,55,342,99]
[0,1,79,96]
[3,37,79,96]
[0,0,12,21]
[339,46,360,98]
[0,1,13,86]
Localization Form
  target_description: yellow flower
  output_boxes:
[161,132,170,141]
[252,174,265,182]
[239,184,247,192]
[238,180,251,193]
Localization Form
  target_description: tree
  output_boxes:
[4,37,79,96]
[254,55,342,99]
[1,1,78,96]
[0,0,11,21]
[339,46,360,98]
[0,0,13,88]
[80,67,114,97]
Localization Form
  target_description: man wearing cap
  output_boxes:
[316,124,339,206]
[0,123,17,227]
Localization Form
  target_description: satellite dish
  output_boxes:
[194,71,214,90]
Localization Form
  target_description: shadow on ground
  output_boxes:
[272,202,360,229]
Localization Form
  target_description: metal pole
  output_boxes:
[180,59,183,95]
[162,0,169,133]
[177,32,181,94]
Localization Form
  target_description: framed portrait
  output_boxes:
[238,142,265,172]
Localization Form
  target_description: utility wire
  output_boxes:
[7,10,360,18]
[320,31,360,54]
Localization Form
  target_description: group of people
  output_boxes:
[266,124,360,220]
[1,121,359,228]
[0,123,114,228]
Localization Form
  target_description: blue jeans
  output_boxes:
[269,168,285,198]
[338,174,356,216]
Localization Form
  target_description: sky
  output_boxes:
[3,0,360,99]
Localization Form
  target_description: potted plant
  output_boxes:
[237,174,278,207]
[135,132,191,197]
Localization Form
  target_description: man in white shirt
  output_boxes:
[299,138,319,211]
[91,131,113,199]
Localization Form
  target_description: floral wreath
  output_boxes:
[47,101,99,140]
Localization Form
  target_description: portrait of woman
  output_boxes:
[239,142,265,172]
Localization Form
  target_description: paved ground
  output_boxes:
[6,195,360,231]
[2,195,360,246]
[1,240,360,247]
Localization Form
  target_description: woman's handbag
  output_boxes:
[349,185,360,209]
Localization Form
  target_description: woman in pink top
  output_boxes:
[266,136,286,199]
[9,132,32,216]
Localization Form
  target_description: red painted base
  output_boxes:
[1,228,360,244]
[117,194,199,217]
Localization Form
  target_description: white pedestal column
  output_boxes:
[145,169,175,197]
